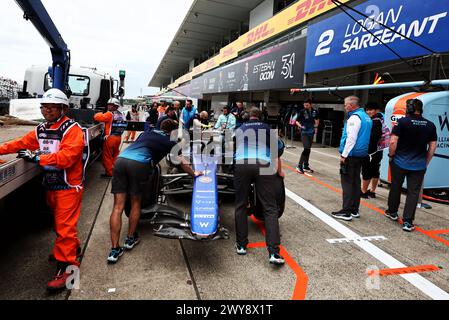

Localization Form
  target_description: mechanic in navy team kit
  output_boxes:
[107,119,202,263]
[385,99,437,232]
[155,106,178,130]
[295,99,320,174]
[234,108,286,265]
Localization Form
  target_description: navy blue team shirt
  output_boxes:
[392,115,437,171]
[119,130,177,164]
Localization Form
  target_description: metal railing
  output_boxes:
[0,76,22,100]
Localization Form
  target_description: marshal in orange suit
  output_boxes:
[94,98,127,178]
[0,89,87,291]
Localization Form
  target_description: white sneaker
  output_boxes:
[269,253,285,265]
[235,243,247,255]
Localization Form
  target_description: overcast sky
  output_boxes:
[0,0,194,98]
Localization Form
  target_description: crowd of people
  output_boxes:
[0,89,439,292]
[331,96,437,234]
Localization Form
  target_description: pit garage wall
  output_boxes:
[210,94,230,120]
[172,0,449,117]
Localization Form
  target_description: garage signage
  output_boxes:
[305,0,449,73]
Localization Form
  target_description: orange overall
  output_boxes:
[94,111,125,176]
[157,105,167,118]
[0,116,85,266]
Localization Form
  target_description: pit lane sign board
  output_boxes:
[305,0,449,73]
[191,36,306,96]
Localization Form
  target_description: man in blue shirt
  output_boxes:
[234,108,286,265]
[332,96,372,221]
[385,99,437,232]
[180,99,198,130]
[295,99,320,174]
[107,119,201,263]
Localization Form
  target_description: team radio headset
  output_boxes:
[388,99,421,159]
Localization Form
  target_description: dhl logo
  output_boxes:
[221,47,235,58]
[205,59,217,68]
[288,0,336,25]
[193,65,204,74]
[245,23,275,46]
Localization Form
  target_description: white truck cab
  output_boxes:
[10,66,119,120]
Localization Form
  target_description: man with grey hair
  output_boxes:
[192,111,210,129]
[172,101,181,121]
[332,96,372,221]
[234,107,286,265]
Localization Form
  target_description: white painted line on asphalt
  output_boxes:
[284,150,338,170]
[312,149,341,160]
[304,173,314,177]
[285,188,449,300]
[284,145,341,160]
[327,235,388,244]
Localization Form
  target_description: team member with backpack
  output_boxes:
[361,103,390,198]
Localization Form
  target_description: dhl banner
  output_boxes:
[177,72,193,85]
[237,0,350,60]
[192,55,221,78]
[218,37,244,63]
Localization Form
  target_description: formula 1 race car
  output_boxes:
[124,129,286,241]
[125,156,230,241]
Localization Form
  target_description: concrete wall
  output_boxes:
[249,0,274,30]
[210,94,229,120]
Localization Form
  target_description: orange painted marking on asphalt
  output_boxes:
[250,215,267,236]
[283,163,342,194]
[367,265,441,277]
[279,246,309,300]
[283,163,449,248]
[426,230,449,235]
[247,242,267,249]
[249,215,309,300]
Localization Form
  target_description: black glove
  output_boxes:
[17,150,39,163]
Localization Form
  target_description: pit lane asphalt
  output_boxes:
[71,141,449,300]
[1,140,448,300]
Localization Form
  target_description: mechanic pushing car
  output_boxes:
[107,119,203,263]
[234,108,286,265]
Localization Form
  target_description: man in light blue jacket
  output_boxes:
[332,96,372,221]
[214,106,236,131]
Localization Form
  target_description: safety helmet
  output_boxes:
[41,88,69,106]
[107,98,120,107]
